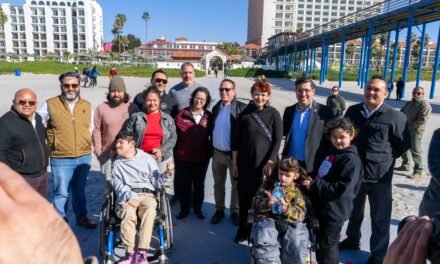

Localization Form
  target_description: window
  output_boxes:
[348,6,354,11]
[41,42,46,47]
[53,26,59,32]
[323,18,329,22]
[276,5,283,10]
[78,9,84,16]
[331,11,337,16]
[80,43,86,49]
[10,9,17,14]
[306,10,312,15]
[315,11,321,15]
[314,17,320,21]
[52,9,58,16]
[298,4,304,8]
[13,41,19,47]
[285,22,292,27]
[332,0,338,3]
[32,9,38,15]
[306,17,312,21]
[12,25,18,31]
[12,16,17,23]
[38,9,45,15]
[40,25,46,32]
[78,18,84,24]
[20,33,25,39]
[276,13,283,18]
[32,17,38,23]
[298,16,304,21]
[12,33,18,39]
[60,26,66,32]
[286,5,293,10]
[20,41,26,47]
[53,18,58,24]
[61,34,67,40]
[285,13,293,19]
[79,26,85,33]
[59,9,65,16]
[33,33,39,39]
[316,5,321,9]
[33,25,38,31]
[332,6,338,10]
[306,23,312,28]
[61,42,67,48]
[60,18,66,24]
[275,21,282,27]
[41,34,46,40]
[19,17,25,23]
[323,5,329,9]
[275,29,282,34]
[340,12,345,16]
[298,10,304,14]
[307,4,312,8]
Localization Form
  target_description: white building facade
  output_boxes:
[0,0,103,57]
[247,0,381,47]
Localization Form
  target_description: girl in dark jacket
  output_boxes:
[303,118,363,264]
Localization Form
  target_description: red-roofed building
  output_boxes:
[238,43,262,58]
[135,36,219,62]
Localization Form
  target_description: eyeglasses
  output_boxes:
[16,100,37,106]
[219,88,233,92]
[154,78,168,84]
[62,83,79,88]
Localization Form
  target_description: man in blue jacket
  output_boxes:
[340,76,410,264]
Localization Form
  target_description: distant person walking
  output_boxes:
[386,79,394,100]
[326,86,346,119]
[90,66,99,88]
[82,67,89,87]
[397,87,432,179]
[109,65,118,79]
[396,77,404,100]
[224,62,229,78]
[214,65,219,78]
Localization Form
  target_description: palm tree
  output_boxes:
[142,12,150,44]
[113,14,127,52]
[345,43,356,65]
[0,9,8,27]
[63,51,71,62]
[120,35,130,53]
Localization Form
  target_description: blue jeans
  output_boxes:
[50,154,91,222]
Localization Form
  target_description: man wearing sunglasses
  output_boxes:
[397,87,432,179]
[37,72,97,229]
[133,69,178,116]
[0,88,49,198]
[210,79,246,225]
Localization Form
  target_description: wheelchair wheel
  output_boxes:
[99,197,111,258]
[160,193,174,250]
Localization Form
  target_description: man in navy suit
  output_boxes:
[282,77,332,175]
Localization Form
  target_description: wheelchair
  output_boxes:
[99,185,174,264]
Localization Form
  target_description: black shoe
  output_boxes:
[176,210,189,220]
[231,212,239,226]
[234,227,251,243]
[194,210,205,220]
[210,210,225,224]
[339,238,360,250]
[76,219,97,229]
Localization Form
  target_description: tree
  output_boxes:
[112,14,127,52]
[216,42,244,55]
[0,9,8,27]
[119,36,130,53]
[112,34,141,52]
[411,43,420,69]
[142,12,150,44]
[63,51,71,62]
[371,45,384,70]
[345,43,356,65]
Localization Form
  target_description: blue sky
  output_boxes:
[1,0,439,45]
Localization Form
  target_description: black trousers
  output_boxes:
[238,188,258,237]
[346,181,392,263]
[175,159,209,212]
[317,221,343,264]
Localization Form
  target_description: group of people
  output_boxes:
[0,60,436,264]
[81,65,100,88]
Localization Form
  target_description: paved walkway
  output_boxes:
[0,72,439,263]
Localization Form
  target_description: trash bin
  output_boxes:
[15,69,21,77]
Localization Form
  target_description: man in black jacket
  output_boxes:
[282,76,333,175]
[0,88,49,197]
[210,79,246,225]
[133,69,178,116]
[340,76,410,264]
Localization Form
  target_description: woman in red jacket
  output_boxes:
[174,87,212,220]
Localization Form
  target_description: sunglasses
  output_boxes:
[17,100,37,106]
[155,78,168,84]
[62,83,79,88]
[219,88,233,92]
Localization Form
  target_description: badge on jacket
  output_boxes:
[318,155,334,178]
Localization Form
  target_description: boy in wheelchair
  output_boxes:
[111,131,173,264]
[251,157,309,264]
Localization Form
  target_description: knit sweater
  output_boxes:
[111,149,167,203]
[92,102,139,157]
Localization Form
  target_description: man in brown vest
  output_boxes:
[37,72,96,229]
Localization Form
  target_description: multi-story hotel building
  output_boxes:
[0,0,103,57]
[247,0,381,47]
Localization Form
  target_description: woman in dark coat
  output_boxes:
[232,78,283,242]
